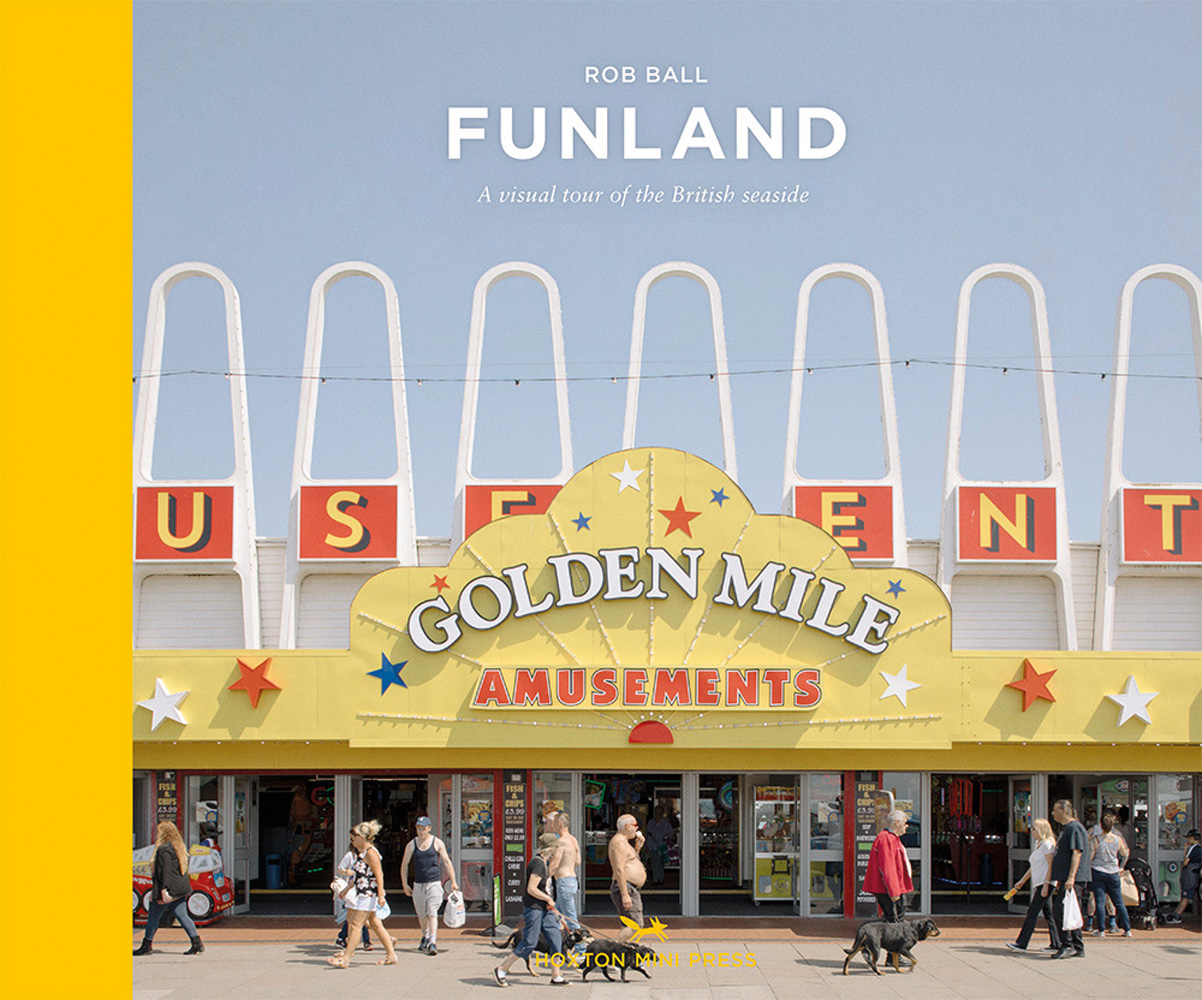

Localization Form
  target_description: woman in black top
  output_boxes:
[1171,829,1201,921]
[493,834,569,987]
[134,821,204,956]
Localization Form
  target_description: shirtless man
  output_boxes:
[548,811,582,931]
[608,814,647,942]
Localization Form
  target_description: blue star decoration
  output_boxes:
[886,580,905,597]
[368,653,408,694]
[572,512,591,531]
[710,488,728,507]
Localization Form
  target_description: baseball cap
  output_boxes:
[416,816,432,827]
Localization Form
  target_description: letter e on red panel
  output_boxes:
[793,486,893,560]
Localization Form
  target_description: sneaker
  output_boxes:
[426,943,438,956]
[549,978,570,987]
[417,939,429,953]
[1090,929,1105,937]
[492,967,509,987]
[1123,930,1133,937]
[1005,942,1026,952]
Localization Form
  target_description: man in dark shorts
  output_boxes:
[1049,798,1088,958]
[608,814,646,942]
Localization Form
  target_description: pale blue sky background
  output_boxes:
[134,0,1201,541]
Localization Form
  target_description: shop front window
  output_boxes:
[460,773,494,912]
[534,772,573,835]
[186,775,220,847]
[807,772,843,915]
[1156,774,1196,902]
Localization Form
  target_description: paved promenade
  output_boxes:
[133,916,1201,1000]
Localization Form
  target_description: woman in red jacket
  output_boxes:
[863,810,913,922]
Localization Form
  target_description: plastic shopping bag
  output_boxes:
[376,898,392,921]
[444,889,466,928]
[1062,887,1083,931]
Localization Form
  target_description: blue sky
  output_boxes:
[134,1,1201,541]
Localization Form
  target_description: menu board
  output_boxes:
[500,770,528,925]
[853,772,879,917]
[155,770,179,827]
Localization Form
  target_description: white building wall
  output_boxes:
[136,574,245,649]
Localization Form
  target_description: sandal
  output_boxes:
[326,956,348,969]
[375,957,398,966]
[492,967,509,987]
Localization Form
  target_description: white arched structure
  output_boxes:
[623,262,738,480]
[452,262,573,548]
[783,263,907,566]
[1095,264,1202,650]
[937,264,1077,650]
[279,262,417,648]
[133,262,260,648]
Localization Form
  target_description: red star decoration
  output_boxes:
[658,497,702,537]
[1006,658,1057,712]
[228,657,282,709]
[431,574,449,593]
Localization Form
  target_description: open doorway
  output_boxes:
[931,774,1009,913]
[581,773,682,916]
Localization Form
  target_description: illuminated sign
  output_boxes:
[793,486,894,561]
[135,486,233,560]
[299,485,398,559]
[956,486,1057,561]
[1122,488,1202,563]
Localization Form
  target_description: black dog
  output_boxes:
[580,939,657,982]
[492,926,589,977]
[842,918,941,975]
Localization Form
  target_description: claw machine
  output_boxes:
[753,784,797,902]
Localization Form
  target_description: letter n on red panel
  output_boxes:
[957,486,1057,561]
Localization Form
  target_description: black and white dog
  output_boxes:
[842,918,941,975]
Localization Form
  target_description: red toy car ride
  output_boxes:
[133,844,234,926]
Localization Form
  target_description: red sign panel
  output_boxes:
[463,484,562,538]
[957,486,1057,561]
[299,485,398,559]
[135,486,234,560]
[793,486,894,560]
[1122,488,1202,563]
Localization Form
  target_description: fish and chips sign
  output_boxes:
[351,449,953,739]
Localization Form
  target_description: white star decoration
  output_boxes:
[137,678,189,731]
[1106,676,1158,726]
[610,459,645,493]
[879,664,921,707]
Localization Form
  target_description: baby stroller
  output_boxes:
[1124,858,1160,930]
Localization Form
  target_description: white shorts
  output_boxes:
[348,893,378,912]
[412,881,444,919]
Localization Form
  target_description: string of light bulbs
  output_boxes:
[131,357,1201,385]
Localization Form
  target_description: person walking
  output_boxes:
[133,821,204,956]
[1049,799,1088,959]
[609,814,647,942]
[1089,812,1132,937]
[863,809,913,922]
[327,821,399,968]
[400,816,459,955]
[548,811,582,933]
[332,838,372,952]
[492,833,569,987]
[1169,828,1200,922]
[1005,818,1060,953]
